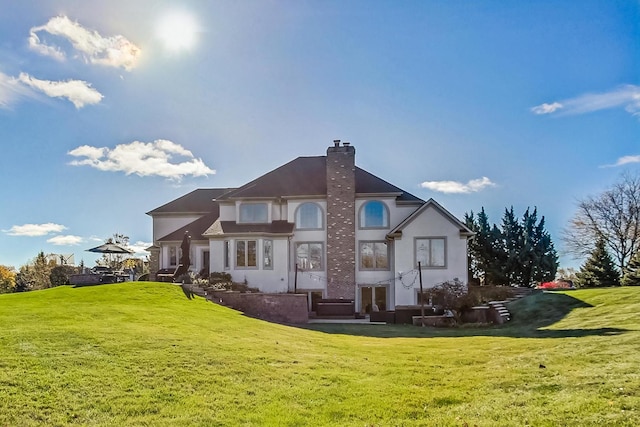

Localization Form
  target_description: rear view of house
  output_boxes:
[147,141,473,314]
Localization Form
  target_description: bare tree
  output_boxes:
[563,172,640,273]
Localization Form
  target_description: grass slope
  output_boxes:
[1,283,639,426]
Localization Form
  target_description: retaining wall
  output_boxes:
[210,290,308,324]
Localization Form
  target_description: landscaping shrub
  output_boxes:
[49,265,78,287]
[207,272,259,293]
[423,281,483,324]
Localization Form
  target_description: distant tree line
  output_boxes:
[0,233,148,294]
[464,207,558,287]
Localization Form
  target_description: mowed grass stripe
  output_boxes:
[1,283,639,426]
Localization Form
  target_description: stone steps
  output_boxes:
[488,301,511,322]
[486,288,537,323]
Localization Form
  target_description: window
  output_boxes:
[203,250,210,275]
[239,203,268,223]
[359,241,389,270]
[236,240,257,268]
[223,241,230,269]
[360,201,389,228]
[415,237,446,268]
[295,203,323,229]
[169,246,181,267]
[296,242,323,271]
[263,239,273,269]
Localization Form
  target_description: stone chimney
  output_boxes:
[325,141,356,299]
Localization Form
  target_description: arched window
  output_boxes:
[295,203,323,229]
[360,201,389,228]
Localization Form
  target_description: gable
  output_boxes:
[388,198,473,239]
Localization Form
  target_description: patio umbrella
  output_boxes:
[86,242,134,269]
[179,232,191,268]
[173,232,191,280]
[86,242,135,255]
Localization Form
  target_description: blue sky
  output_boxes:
[0,0,638,270]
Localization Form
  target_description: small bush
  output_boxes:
[50,265,78,287]
[204,272,259,293]
[209,272,232,284]
[422,280,481,325]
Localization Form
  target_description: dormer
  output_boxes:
[236,200,271,223]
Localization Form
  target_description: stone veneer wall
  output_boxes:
[210,291,309,324]
[148,247,160,281]
[325,142,356,299]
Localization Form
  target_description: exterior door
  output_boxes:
[360,286,387,313]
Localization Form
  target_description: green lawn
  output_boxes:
[1,283,639,426]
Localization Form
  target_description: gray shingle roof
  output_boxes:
[146,188,234,215]
[205,219,295,236]
[157,212,220,242]
[217,156,423,203]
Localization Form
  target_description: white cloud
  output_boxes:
[3,223,67,236]
[531,102,563,115]
[47,235,83,246]
[0,71,33,108]
[68,139,216,179]
[420,177,496,194]
[601,155,640,168]
[532,85,640,118]
[29,15,141,70]
[128,241,152,255]
[0,72,18,107]
[17,73,103,108]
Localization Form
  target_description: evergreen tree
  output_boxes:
[487,224,509,285]
[464,208,503,286]
[465,206,558,287]
[576,239,620,287]
[621,250,640,286]
[535,216,559,284]
[16,252,54,291]
[464,211,480,283]
[501,207,523,285]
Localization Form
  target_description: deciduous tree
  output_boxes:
[0,265,16,293]
[564,172,640,274]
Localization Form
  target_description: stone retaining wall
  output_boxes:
[210,291,308,324]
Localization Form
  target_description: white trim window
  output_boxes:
[263,239,273,269]
[169,245,181,267]
[415,237,446,268]
[223,240,230,269]
[360,201,389,229]
[239,203,268,223]
[359,241,389,270]
[295,202,323,230]
[296,242,323,271]
[236,240,258,268]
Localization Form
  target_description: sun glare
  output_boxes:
[156,11,198,51]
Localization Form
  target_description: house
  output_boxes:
[147,141,473,313]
